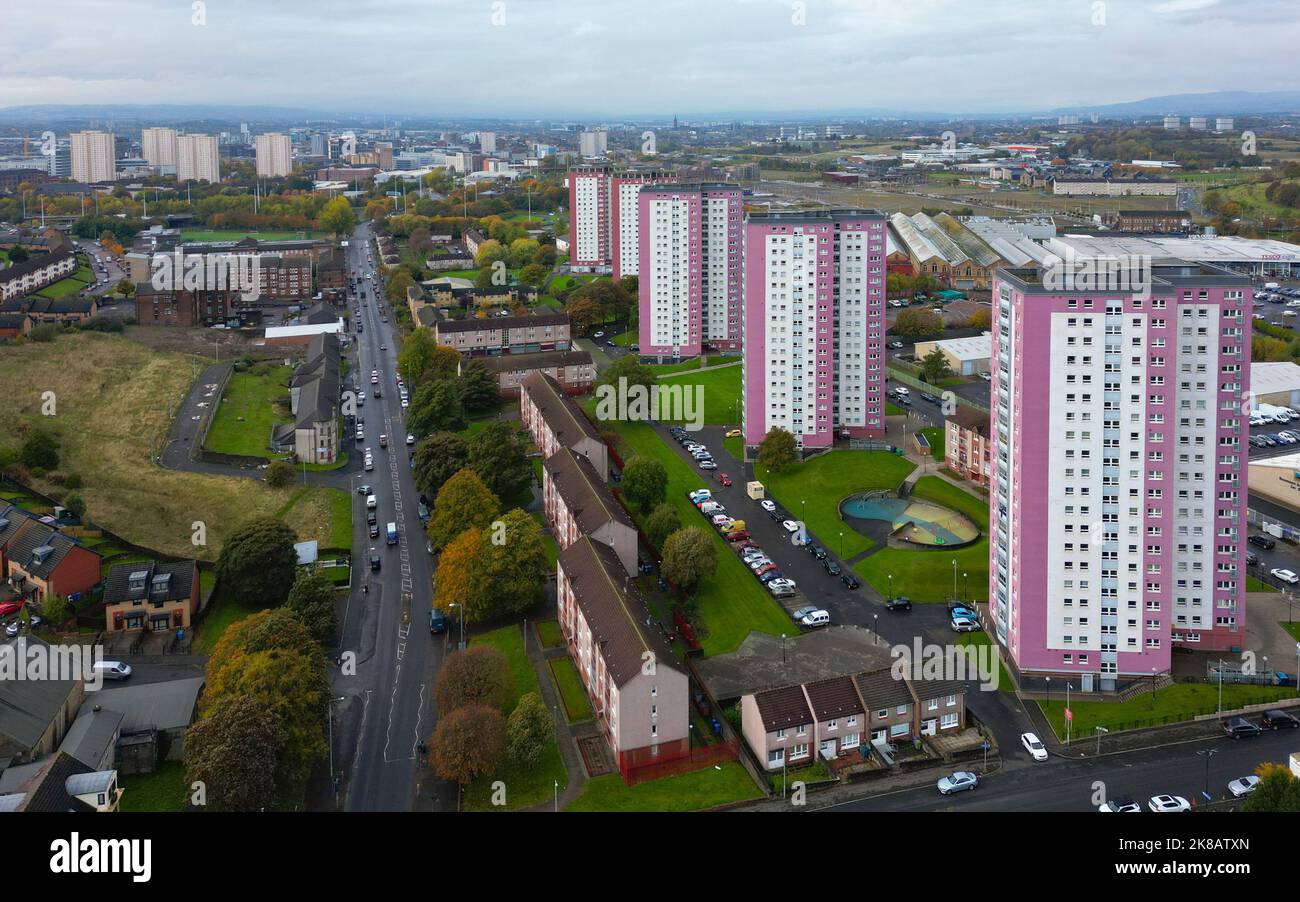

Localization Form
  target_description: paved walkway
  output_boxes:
[655,360,741,378]
[521,620,589,811]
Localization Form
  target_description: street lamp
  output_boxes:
[1151,666,1157,701]
[839,531,843,557]
[873,613,879,644]
[449,603,465,650]
[951,559,957,601]
[1094,725,1108,755]
[1045,676,1051,707]
[1197,748,1217,801]
[963,572,969,603]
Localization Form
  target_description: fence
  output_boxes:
[888,367,990,415]
[1246,507,1300,544]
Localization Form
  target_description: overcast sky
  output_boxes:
[3,0,1298,117]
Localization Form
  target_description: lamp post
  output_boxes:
[1197,748,1217,801]
[1045,676,1051,707]
[963,572,969,603]
[873,614,879,644]
[839,531,843,558]
[1095,725,1108,755]
[951,559,957,601]
[1150,666,1157,701]
[1217,658,1225,715]
[450,603,465,650]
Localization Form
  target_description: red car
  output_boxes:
[718,473,733,487]
[725,530,751,542]
[756,563,779,577]
[0,599,24,618]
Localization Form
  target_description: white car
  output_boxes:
[1270,568,1299,584]
[950,615,980,633]
[759,499,777,513]
[406,434,415,446]
[699,460,718,470]
[781,519,799,533]
[689,490,712,503]
[1147,794,1190,813]
[1098,797,1142,813]
[767,578,797,591]
[1227,775,1260,798]
[937,771,978,795]
[711,514,733,528]
[1021,732,1048,761]
[592,331,605,338]
[800,609,830,628]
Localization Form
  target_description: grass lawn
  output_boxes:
[549,656,594,722]
[567,761,762,812]
[327,488,353,550]
[1282,621,1300,642]
[724,434,743,460]
[119,759,187,812]
[1246,575,1279,593]
[957,630,1014,693]
[757,450,916,560]
[0,333,342,558]
[193,592,264,654]
[1038,682,1300,740]
[611,330,636,347]
[655,363,743,427]
[919,426,945,461]
[463,624,568,811]
[35,275,90,299]
[885,402,906,416]
[203,366,293,457]
[531,512,559,569]
[589,413,792,655]
[647,357,702,376]
[856,475,989,604]
[536,619,564,649]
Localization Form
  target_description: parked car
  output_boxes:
[757,569,784,583]
[1147,795,1190,813]
[886,595,912,612]
[759,499,777,513]
[806,544,827,560]
[840,573,861,590]
[725,530,751,542]
[429,609,448,634]
[1098,796,1142,813]
[1228,776,1261,798]
[937,771,978,795]
[1249,534,1277,550]
[0,599,23,618]
[1021,732,1048,761]
[1222,716,1263,739]
[950,615,979,633]
[700,460,718,470]
[769,583,797,599]
[717,473,733,487]
[92,660,133,681]
[800,609,831,629]
[781,519,800,534]
[791,605,820,623]
[1261,709,1300,729]
[1270,567,1299,584]
[725,429,742,438]
[822,559,842,576]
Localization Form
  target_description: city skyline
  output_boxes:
[3,0,1299,116]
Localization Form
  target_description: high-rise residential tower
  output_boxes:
[141,127,179,170]
[637,183,743,357]
[255,133,293,177]
[566,167,677,275]
[70,130,116,183]
[741,210,888,450]
[177,134,220,183]
[989,262,1250,691]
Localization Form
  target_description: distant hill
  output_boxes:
[1048,91,1300,117]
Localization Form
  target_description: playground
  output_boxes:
[840,491,980,549]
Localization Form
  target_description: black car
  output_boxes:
[1261,709,1300,729]
[807,544,828,560]
[886,595,912,612]
[823,559,842,576]
[638,552,655,574]
[367,511,377,526]
[369,552,381,571]
[429,608,448,634]
[840,573,861,590]
[1248,534,1277,550]
[1221,716,1263,739]
[369,523,379,539]
[1246,551,1259,566]
[767,508,784,521]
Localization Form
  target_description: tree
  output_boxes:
[20,430,59,469]
[457,358,499,413]
[893,308,943,339]
[62,493,86,519]
[518,263,548,287]
[408,378,467,437]
[597,354,657,392]
[384,268,416,305]
[184,695,282,811]
[114,279,135,299]
[264,459,295,488]
[433,526,488,616]
[965,307,991,330]
[428,468,500,549]
[478,508,548,617]
[434,645,513,714]
[920,346,955,383]
[1242,764,1300,812]
[214,518,299,609]
[474,266,499,289]
[319,196,357,237]
[413,432,469,499]
[39,594,71,628]
[395,328,439,385]
[428,704,506,786]
[204,609,328,805]
[620,456,668,513]
[506,691,551,766]
[757,427,798,474]
[466,422,531,502]
[644,503,680,551]
[285,570,338,644]
[661,527,718,592]
[566,295,603,334]
[474,239,506,268]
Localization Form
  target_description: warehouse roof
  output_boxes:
[1251,361,1300,397]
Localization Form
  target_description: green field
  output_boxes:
[919,426,945,461]
[463,624,569,811]
[567,760,761,812]
[855,475,989,604]
[119,760,186,812]
[549,656,594,722]
[588,411,792,655]
[656,363,743,427]
[758,450,916,560]
[1038,682,1300,739]
[203,366,293,457]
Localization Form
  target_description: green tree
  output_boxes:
[20,431,59,469]
[506,691,551,766]
[29,323,61,343]
[408,378,467,437]
[920,346,955,383]
[474,239,507,268]
[396,328,438,386]
[661,526,718,592]
[214,518,299,609]
[644,503,680,551]
[264,459,295,488]
[1242,764,1300,812]
[893,307,943,339]
[184,695,282,811]
[566,295,603,334]
[62,492,86,520]
[620,456,668,513]
[414,432,470,499]
[285,569,339,644]
[597,354,657,392]
[39,594,71,628]
[429,704,506,786]
[457,358,499,413]
[319,196,357,237]
[434,645,513,714]
[518,262,548,287]
[428,468,500,549]
[466,422,532,503]
[757,428,798,474]
[478,508,548,617]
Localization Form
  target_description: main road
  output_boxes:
[334,220,450,811]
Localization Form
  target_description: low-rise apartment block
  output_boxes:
[543,447,637,575]
[519,371,608,478]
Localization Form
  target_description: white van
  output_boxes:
[1264,282,1280,290]
[366,494,377,510]
[386,522,399,545]
[93,660,133,681]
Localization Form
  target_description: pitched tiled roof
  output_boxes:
[478,349,591,374]
[947,407,991,436]
[0,638,82,750]
[856,668,915,710]
[558,537,679,688]
[102,559,196,606]
[543,447,633,534]
[4,519,85,579]
[436,311,568,334]
[0,248,74,284]
[911,679,966,704]
[803,675,865,721]
[753,685,814,732]
[522,371,600,444]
